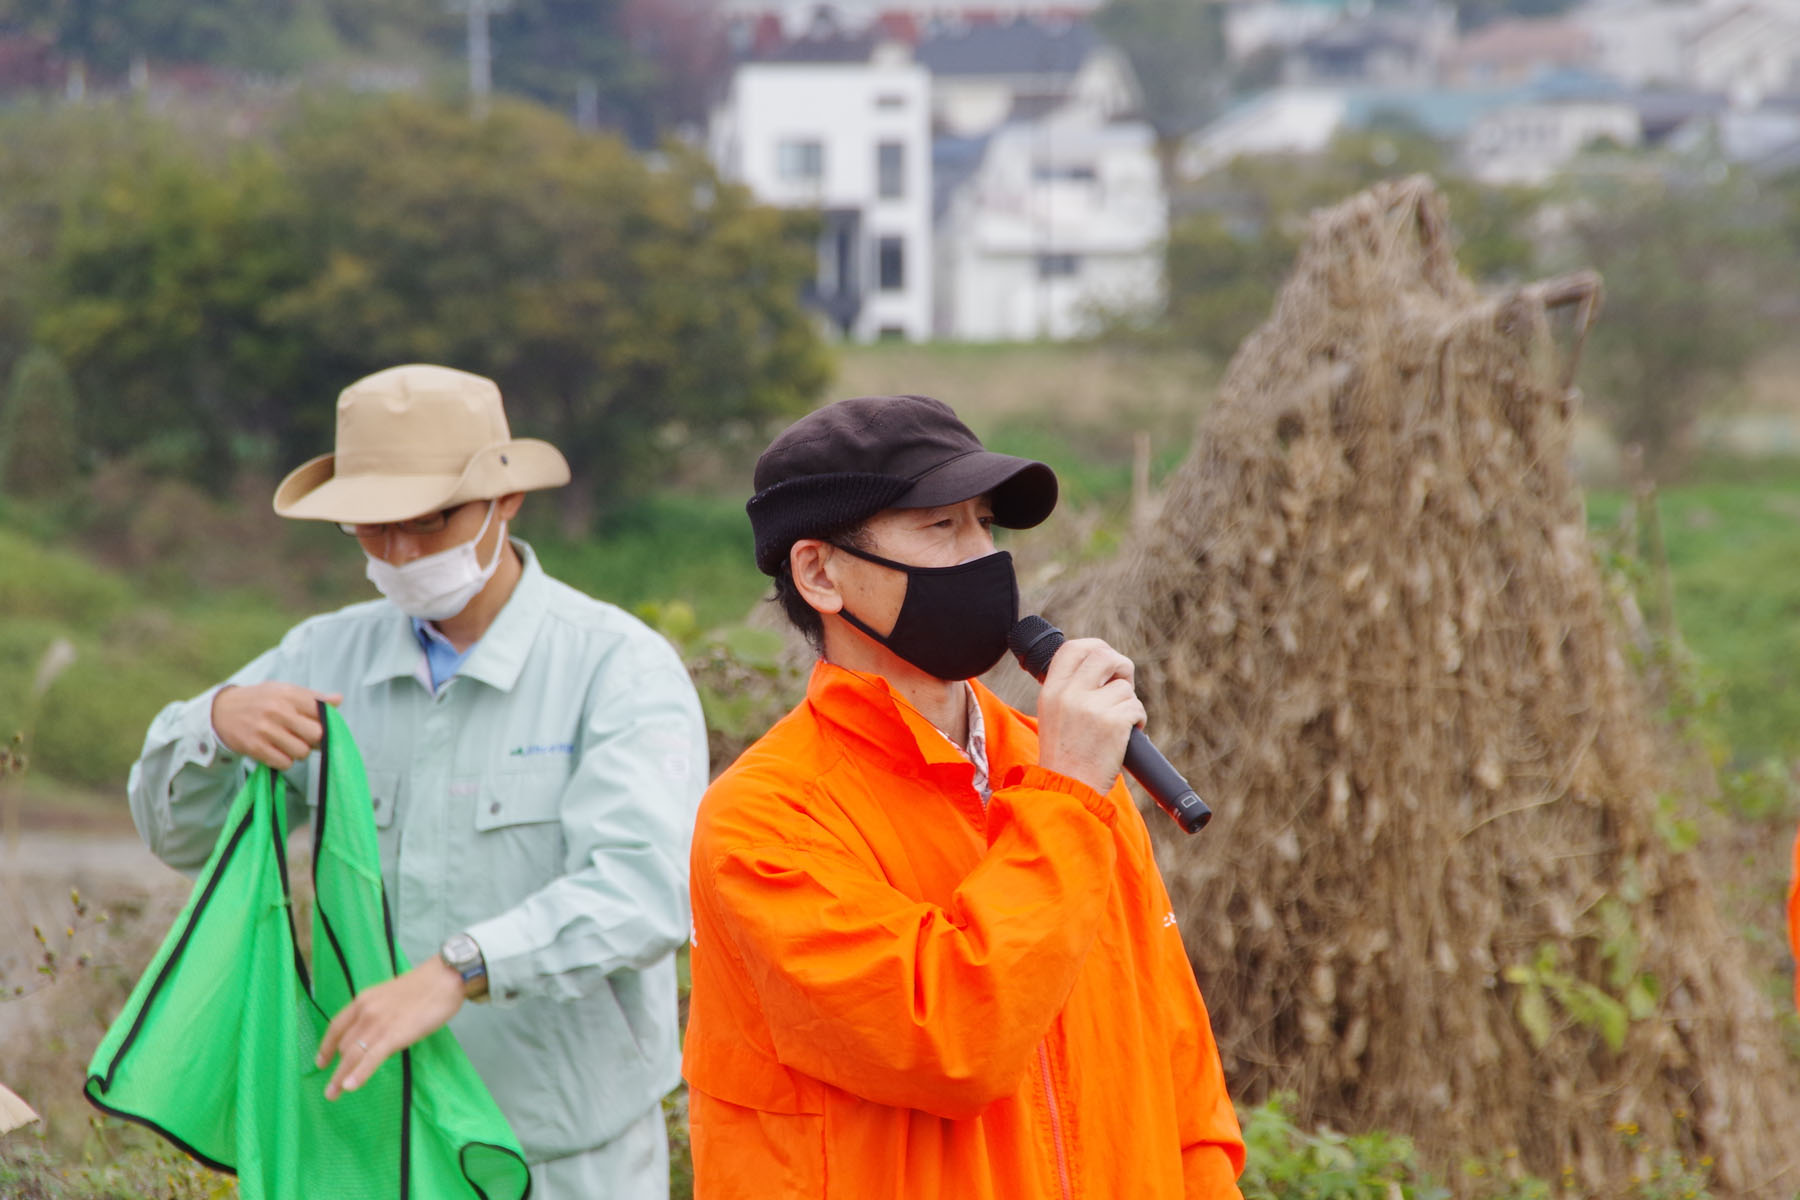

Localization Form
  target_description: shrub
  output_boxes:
[1239,1093,1449,1200]
[0,348,81,501]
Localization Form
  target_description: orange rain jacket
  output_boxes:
[684,662,1245,1199]
[1789,824,1799,1012]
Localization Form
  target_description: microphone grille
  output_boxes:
[1008,615,1064,680]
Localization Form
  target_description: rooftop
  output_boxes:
[914,20,1101,77]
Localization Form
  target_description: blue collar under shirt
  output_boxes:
[412,618,475,692]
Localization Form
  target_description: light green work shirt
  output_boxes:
[128,541,709,1164]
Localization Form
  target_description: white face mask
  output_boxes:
[364,501,506,621]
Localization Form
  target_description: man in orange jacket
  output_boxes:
[1789,824,1799,1012]
[684,394,1245,1199]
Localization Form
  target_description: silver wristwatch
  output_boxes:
[439,932,489,1001]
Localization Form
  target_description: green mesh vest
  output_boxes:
[87,705,531,1199]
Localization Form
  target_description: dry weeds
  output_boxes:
[1038,177,1800,1196]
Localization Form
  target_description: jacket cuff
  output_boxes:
[1183,1141,1246,1197]
[178,684,237,771]
[998,763,1119,827]
[460,914,529,1007]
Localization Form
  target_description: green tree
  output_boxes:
[1555,168,1779,478]
[0,104,174,395]
[15,96,828,519]
[32,137,313,487]
[0,347,80,499]
[266,94,828,527]
[1162,211,1294,362]
[479,0,728,143]
[0,0,444,74]
[483,0,644,132]
[1161,131,1538,362]
[1095,0,1227,143]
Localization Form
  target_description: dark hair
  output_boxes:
[770,519,873,652]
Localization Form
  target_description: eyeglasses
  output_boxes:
[337,503,472,539]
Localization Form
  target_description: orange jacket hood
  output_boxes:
[684,661,1244,1199]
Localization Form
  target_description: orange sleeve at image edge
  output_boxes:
[1789,825,1800,1014]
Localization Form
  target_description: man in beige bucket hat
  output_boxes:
[128,364,709,1198]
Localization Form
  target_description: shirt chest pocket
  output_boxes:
[472,768,565,831]
[465,766,569,914]
[303,766,401,883]
[303,765,401,829]
[365,770,402,831]
[362,769,403,884]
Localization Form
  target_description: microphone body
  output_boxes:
[1008,616,1213,835]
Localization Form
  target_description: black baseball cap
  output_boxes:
[747,394,1058,576]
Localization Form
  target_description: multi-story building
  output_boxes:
[913,19,1141,136]
[936,105,1165,340]
[709,38,934,341]
[710,16,1164,342]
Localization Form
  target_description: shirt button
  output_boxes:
[489,801,501,815]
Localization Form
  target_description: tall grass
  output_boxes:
[1588,458,1800,763]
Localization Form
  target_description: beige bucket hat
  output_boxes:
[273,364,570,524]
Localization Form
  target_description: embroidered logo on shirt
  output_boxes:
[1162,911,1179,929]
[508,743,575,758]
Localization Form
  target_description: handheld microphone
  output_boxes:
[1008,615,1212,835]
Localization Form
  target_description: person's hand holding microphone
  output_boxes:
[1033,636,1147,797]
[1013,616,1212,833]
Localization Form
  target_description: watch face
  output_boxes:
[442,933,480,967]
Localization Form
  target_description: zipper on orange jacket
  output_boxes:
[1039,1041,1073,1200]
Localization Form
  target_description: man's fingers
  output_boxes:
[216,682,340,764]
[318,1006,353,1068]
[1051,639,1134,689]
[319,1004,388,1099]
[327,1038,390,1100]
[257,747,297,772]
[282,709,325,749]
[1044,639,1107,688]
[1100,680,1144,718]
[263,728,311,769]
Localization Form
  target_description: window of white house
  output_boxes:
[777,138,824,183]
[877,141,905,200]
[878,237,906,291]
[875,93,907,109]
[1037,253,1080,279]
[1032,162,1098,183]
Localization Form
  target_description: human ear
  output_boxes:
[496,492,526,522]
[789,540,844,616]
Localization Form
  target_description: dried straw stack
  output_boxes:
[1043,177,1800,1194]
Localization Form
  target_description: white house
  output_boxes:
[1571,0,1698,87]
[710,41,935,341]
[913,20,1142,137]
[1281,3,1457,87]
[1176,88,1351,176]
[935,106,1166,340]
[1665,98,1800,163]
[720,1,1106,40]
[1573,0,1800,96]
[1223,0,1351,64]
[1461,99,1642,183]
[1441,18,1597,86]
[1685,1,1800,104]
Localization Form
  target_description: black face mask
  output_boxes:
[833,545,1019,681]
